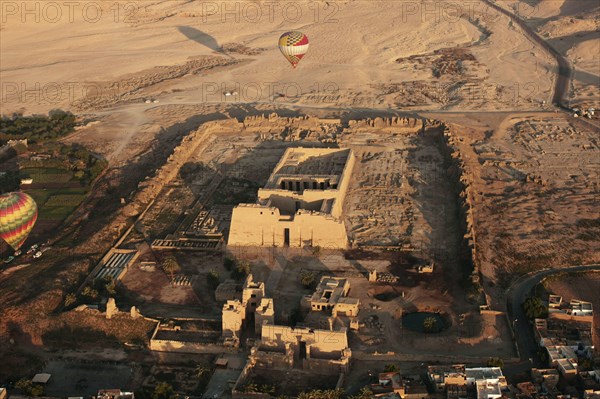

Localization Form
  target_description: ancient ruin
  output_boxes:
[306,276,360,317]
[228,147,354,249]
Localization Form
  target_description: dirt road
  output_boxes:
[482,0,573,109]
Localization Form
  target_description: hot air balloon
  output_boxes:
[278,31,309,69]
[0,192,38,253]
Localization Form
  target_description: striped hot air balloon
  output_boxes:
[0,192,38,252]
[278,31,309,69]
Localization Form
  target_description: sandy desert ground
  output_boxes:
[3,0,596,175]
[498,0,600,108]
[446,112,600,304]
[2,0,559,117]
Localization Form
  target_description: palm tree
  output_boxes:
[522,297,547,319]
[298,389,344,399]
[259,384,275,394]
[162,255,180,284]
[243,383,258,393]
[195,364,211,379]
[423,316,438,332]
[349,387,373,399]
[311,245,322,258]
[384,364,399,372]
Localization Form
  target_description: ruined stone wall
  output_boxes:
[251,349,293,370]
[432,120,482,301]
[303,357,350,374]
[228,206,348,248]
[232,364,274,399]
[261,325,349,353]
[346,117,424,133]
[222,300,244,338]
[232,391,272,399]
[333,302,360,317]
[241,114,342,143]
[243,114,340,134]
[149,338,224,354]
[332,152,355,218]
[123,119,239,217]
[257,190,338,211]
[255,316,272,336]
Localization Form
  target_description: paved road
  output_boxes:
[506,264,600,365]
[203,368,242,399]
[483,0,573,109]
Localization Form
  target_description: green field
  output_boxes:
[42,206,80,221]
[20,166,87,223]
[2,113,108,238]
[45,194,86,207]
[20,167,73,184]
[27,189,53,207]
[26,188,87,222]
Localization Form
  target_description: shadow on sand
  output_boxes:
[177,26,231,58]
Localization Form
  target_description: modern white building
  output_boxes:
[465,367,507,399]
[570,299,593,317]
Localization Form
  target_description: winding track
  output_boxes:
[482,0,574,109]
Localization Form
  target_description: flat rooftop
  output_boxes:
[310,277,349,305]
[547,345,577,361]
[466,367,504,381]
[264,147,351,190]
[379,372,403,389]
[476,380,502,399]
[556,358,577,371]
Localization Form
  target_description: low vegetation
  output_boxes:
[423,316,439,332]
[207,270,220,290]
[0,170,21,194]
[383,364,399,372]
[487,357,504,368]
[349,387,374,399]
[15,379,44,397]
[300,270,318,289]
[21,142,107,184]
[0,110,76,142]
[0,112,107,224]
[162,255,180,283]
[222,257,251,280]
[242,381,276,394]
[149,382,176,399]
[77,275,117,305]
[297,389,345,399]
[522,296,548,320]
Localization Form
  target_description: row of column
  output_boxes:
[280,180,332,191]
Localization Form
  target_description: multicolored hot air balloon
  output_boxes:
[278,31,309,69]
[0,192,38,252]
